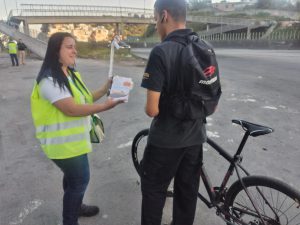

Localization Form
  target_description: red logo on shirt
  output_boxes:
[203,66,216,77]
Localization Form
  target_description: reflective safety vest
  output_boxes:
[8,42,17,54]
[31,70,94,159]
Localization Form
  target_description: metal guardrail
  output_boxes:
[0,21,46,59]
[187,15,272,26]
[10,4,154,19]
[198,25,247,36]
[199,30,300,41]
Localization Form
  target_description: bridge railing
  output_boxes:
[199,30,300,41]
[187,15,273,27]
[10,4,154,19]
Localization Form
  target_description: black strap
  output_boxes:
[168,35,196,97]
[68,69,89,95]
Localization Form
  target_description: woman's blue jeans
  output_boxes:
[52,154,90,225]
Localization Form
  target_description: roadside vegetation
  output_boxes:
[76,42,132,60]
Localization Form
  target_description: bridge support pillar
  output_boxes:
[23,20,30,36]
[206,24,210,31]
[247,26,251,40]
[116,23,120,35]
[116,23,124,35]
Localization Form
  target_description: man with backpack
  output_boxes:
[140,0,221,225]
[17,39,27,65]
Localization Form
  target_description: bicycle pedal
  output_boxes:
[213,186,221,192]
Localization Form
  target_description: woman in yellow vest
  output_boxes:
[31,32,123,225]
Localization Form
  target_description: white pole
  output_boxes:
[108,42,115,78]
[108,35,120,78]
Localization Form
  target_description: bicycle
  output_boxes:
[131,119,300,225]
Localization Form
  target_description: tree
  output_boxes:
[297,1,300,12]
[256,0,295,10]
[188,0,211,11]
[256,0,272,9]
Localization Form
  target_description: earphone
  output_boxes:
[160,15,165,23]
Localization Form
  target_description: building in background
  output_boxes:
[212,0,257,12]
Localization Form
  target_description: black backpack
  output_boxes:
[167,32,222,120]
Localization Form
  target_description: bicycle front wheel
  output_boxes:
[224,175,300,225]
[131,129,149,176]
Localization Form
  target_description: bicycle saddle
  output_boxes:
[232,119,274,137]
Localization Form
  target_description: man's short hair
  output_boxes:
[154,0,187,22]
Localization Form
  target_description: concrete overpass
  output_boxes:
[0,21,46,58]
[8,4,272,36]
[8,4,155,35]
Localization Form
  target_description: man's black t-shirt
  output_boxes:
[17,42,26,51]
[141,29,206,148]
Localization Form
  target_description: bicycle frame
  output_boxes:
[198,131,251,208]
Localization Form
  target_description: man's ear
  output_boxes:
[160,10,168,23]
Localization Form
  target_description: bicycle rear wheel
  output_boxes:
[224,175,300,225]
[131,129,149,176]
[131,129,174,197]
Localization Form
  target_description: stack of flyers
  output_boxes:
[109,76,134,102]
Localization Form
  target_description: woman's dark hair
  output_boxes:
[154,0,187,22]
[37,32,74,96]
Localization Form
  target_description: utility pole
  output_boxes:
[3,0,8,19]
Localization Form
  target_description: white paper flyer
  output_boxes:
[109,76,134,102]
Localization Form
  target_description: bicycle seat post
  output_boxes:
[235,131,250,157]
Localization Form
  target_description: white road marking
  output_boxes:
[227,139,234,143]
[207,131,220,138]
[227,98,256,103]
[263,106,277,110]
[9,199,43,225]
[117,141,132,149]
[243,98,256,102]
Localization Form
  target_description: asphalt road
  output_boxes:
[0,48,299,225]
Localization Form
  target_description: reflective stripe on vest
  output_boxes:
[36,118,87,133]
[39,131,90,145]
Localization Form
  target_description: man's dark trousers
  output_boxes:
[141,144,203,225]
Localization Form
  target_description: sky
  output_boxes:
[1,0,156,20]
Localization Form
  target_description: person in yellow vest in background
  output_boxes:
[31,32,124,225]
[8,37,19,66]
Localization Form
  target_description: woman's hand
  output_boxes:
[104,97,124,110]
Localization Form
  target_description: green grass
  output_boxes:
[76,42,132,60]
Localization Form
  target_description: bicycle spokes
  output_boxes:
[229,186,300,225]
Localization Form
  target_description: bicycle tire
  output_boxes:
[131,128,149,176]
[131,129,175,197]
[224,175,300,225]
